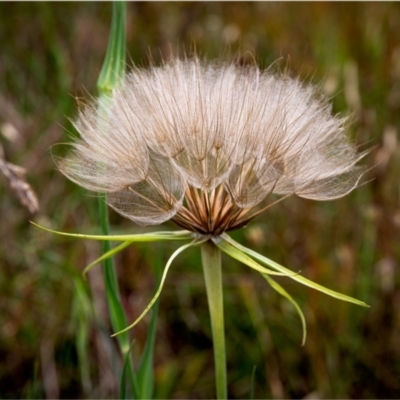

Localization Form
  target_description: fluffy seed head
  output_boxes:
[59,57,366,235]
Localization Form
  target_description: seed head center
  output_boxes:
[172,185,251,236]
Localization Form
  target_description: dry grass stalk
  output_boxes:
[0,155,39,214]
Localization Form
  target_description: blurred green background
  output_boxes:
[1,2,399,398]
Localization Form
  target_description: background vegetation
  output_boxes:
[1,2,399,398]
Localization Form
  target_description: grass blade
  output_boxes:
[97,1,126,95]
[120,340,139,399]
[136,246,162,399]
[72,277,94,394]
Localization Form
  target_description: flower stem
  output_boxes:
[201,241,227,399]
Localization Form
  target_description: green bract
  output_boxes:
[33,221,368,345]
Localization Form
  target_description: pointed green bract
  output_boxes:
[112,239,202,337]
[83,241,132,276]
[221,233,369,308]
[262,273,307,345]
[31,221,193,242]
[213,237,299,277]
[215,236,307,345]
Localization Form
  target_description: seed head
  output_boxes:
[59,57,366,235]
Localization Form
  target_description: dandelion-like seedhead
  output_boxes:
[60,57,366,236]
[42,55,370,345]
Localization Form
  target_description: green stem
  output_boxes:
[201,241,227,399]
[97,1,126,95]
[98,197,139,397]
[96,2,139,397]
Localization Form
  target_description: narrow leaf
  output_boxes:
[97,1,126,96]
[119,340,139,400]
[137,246,162,399]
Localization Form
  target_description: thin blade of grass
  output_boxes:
[120,340,139,399]
[136,245,162,399]
[97,1,126,95]
[72,277,94,394]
